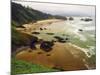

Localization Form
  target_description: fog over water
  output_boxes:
[13,1,95,17]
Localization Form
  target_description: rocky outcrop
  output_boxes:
[40,41,54,52]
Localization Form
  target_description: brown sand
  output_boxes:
[16,42,88,71]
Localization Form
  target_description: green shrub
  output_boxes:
[11,59,58,75]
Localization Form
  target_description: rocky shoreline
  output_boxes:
[14,19,95,70]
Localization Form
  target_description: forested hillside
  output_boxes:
[11,2,66,27]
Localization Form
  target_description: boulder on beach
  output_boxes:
[40,28,43,30]
[32,32,40,34]
[46,33,54,35]
[81,18,93,22]
[54,36,66,43]
[66,38,69,40]
[30,36,38,49]
[69,17,74,21]
[84,18,92,21]
[40,41,54,52]
[54,36,64,40]
[78,29,83,32]
[58,40,66,43]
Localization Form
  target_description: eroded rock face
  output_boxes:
[40,41,54,52]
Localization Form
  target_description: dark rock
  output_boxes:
[54,36,64,40]
[81,18,93,22]
[30,44,37,50]
[40,28,43,30]
[54,36,66,43]
[79,29,83,31]
[65,38,69,40]
[32,32,40,34]
[84,18,92,21]
[66,17,67,20]
[58,40,66,43]
[69,17,74,20]
[40,41,54,52]
[30,36,38,49]
[46,33,54,35]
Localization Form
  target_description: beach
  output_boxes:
[15,17,96,70]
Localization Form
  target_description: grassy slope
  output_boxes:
[11,58,58,75]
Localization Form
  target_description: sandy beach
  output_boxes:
[16,19,63,34]
[15,18,95,70]
[11,2,96,74]
[16,42,88,70]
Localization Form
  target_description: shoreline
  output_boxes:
[14,18,95,70]
[15,18,94,58]
[16,19,64,33]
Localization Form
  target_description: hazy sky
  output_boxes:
[13,1,95,17]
